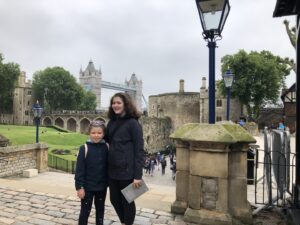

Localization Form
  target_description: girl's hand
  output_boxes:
[77,188,85,199]
[133,179,142,189]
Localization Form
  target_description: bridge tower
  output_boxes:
[79,60,102,110]
[125,73,143,111]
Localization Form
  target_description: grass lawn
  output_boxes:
[0,125,88,162]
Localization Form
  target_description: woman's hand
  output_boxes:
[77,188,85,199]
[133,179,142,189]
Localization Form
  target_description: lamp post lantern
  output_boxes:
[223,69,234,121]
[32,101,43,143]
[195,0,231,124]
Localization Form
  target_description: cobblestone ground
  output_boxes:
[0,186,196,225]
[0,186,290,225]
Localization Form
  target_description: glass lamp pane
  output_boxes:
[219,2,230,32]
[223,70,234,87]
[33,109,38,117]
[202,11,222,30]
[37,108,43,117]
[198,0,224,30]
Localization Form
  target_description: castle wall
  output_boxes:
[140,116,172,153]
[148,92,200,131]
[0,114,13,124]
[12,72,34,125]
[200,87,242,123]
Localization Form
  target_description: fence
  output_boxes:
[48,154,76,174]
[254,127,296,213]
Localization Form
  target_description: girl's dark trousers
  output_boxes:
[109,179,136,225]
[78,189,107,225]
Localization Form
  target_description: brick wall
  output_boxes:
[0,143,48,178]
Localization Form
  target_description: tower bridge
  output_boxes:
[101,81,136,92]
[79,60,143,110]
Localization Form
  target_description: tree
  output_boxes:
[0,54,20,113]
[283,20,296,73]
[218,50,291,121]
[78,90,97,111]
[32,67,84,111]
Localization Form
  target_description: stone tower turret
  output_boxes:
[79,60,102,110]
[13,72,33,125]
[125,73,143,112]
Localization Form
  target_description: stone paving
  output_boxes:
[0,186,196,225]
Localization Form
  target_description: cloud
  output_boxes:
[0,0,296,107]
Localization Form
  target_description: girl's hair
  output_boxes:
[88,120,106,134]
[107,92,141,119]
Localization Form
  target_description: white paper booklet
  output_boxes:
[121,180,149,203]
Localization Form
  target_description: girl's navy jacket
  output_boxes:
[75,141,108,191]
[106,116,144,181]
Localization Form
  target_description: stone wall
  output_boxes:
[140,116,173,153]
[0,114,14,124]
[0,143,48,177]
[200,86,243,123]
[148,92,200,130]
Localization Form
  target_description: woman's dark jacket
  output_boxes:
[106,115,144,180]
[75,141,108,191]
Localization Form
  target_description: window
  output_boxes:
[27,91,32,95]
[216,116,222,122]
[25,111,29,115]
[216,99,222,107]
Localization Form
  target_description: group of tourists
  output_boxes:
[143,153,168,176]
[142,150,177,181]
[75,92,144,225]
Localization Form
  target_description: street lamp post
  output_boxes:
[195,0,231,124]
[223,69,234,121]
[32,101,43,143]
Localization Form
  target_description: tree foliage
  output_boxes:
[218,50,291,120]
[32,67,96,111]
[0,54,20,113]
[78,91,97,111]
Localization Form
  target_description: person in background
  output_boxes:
[278,122,285,130]
[160,156,167,175]
[150,156,156,176]
[106,92,144,225]
[171,158,176,180]
[156,152,161,171]
[75,121,108,225]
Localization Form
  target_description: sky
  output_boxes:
[0,0,296,107]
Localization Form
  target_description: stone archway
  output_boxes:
[67,118,77,132]
[43,117,52,126]
[80,118,90,134]
[55,117,64,128]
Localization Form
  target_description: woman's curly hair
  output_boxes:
[107,92,141,120]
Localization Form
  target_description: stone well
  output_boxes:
[170,123,256,225]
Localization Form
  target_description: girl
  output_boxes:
[75,121,108,225]
[106,92,144,225]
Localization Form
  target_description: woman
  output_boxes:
[106,92,144,225]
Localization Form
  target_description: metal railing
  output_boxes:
[48,154,76,174]
[253,127,296,214]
